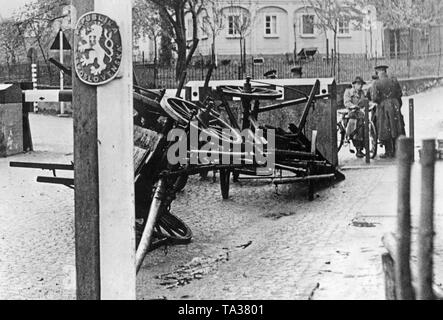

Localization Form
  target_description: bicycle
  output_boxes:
[337,103,378,159]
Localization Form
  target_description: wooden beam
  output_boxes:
[409,99,415,162]
[417,140,436,300]
[72,0,135,300]
[395,137,415,300]
[382,233,443,300]
[381,252,397,300]
[72,0,100,301]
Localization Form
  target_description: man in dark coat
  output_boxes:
[372,65,405,158]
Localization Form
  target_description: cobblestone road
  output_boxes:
[0,115,75,300]
[1,87,442,300]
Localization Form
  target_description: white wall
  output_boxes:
[253,6,290,55]
[195,0,384,58]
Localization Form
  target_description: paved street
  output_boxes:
[1,87,442,300]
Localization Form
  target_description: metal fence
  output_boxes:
[1,52,442,88]
[0,63,31,83]
[134,52,443,89]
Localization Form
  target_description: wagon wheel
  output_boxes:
[220,169,231,200]
[218,85,282,100]
[135,212,192,250]
[161,97,243,144]
[135,220,168,251]
[153,211,192,244]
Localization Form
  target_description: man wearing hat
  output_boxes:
[372,65,405,158]
[343,76,369,158]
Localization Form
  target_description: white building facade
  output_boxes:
[193,0,383,59]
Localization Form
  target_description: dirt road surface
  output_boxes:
[1,87,442,300]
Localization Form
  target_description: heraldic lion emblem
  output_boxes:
[78,24,114,76]
[75,13,122,85]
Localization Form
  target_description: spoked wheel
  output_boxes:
[161,97,197,125]
[220,169,231,200]
[161,97,243,144]
[219,86,282,100]
[135,211,192,250]
[135,221,168,252]
[154,211,192,244]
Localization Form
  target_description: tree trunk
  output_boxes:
[243,38,246,76]
[35,35,52,84]
[333,32,337,78]
[212,35,216,65]
[239,37,243,76]
[175,35,187,82]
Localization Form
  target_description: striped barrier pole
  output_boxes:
[31,63,38,113]
[23,89,72,103]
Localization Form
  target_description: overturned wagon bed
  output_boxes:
[188,77,345,200]
[11,89,196,254]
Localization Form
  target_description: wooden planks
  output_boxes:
[72,0,101,301]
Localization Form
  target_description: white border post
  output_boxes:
[96,0,136,300]
[72,0,136,300]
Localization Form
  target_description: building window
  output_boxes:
[302,14,315,35]
[338,17,350,35]
[265,15,277,36]
[228,15,240,36]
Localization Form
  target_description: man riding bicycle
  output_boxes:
[343,76,370,158]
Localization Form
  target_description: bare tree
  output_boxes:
[148,0,208,82]
[303,0,363,74]
[224,0,256,75]
[0,20,26,66]
[200,0,225,65]
[358,0,443,57]
[15,0,70,82]
[133,0,163,64]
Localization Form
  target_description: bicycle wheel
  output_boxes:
[337,123,345,152]
[368,121,378,159]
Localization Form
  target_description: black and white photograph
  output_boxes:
[0,0,442,304]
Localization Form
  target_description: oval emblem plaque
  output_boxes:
[74,12,122,86]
